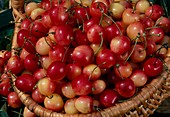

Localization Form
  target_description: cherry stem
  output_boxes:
[44,36,54,50]
[94,33,104,55]
[47,95,53,99]
[115,63,123,80]
[88,61,106,81]
[145,26,163,30]
[154,16,163,27]
[103,12,123,36]
[124,34,140,63]
[148,2,154,19]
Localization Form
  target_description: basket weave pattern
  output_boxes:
[10,0,170,116]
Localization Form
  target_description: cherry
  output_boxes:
[96,48,116,69]
[49,44,66,62]
[0,81,12,97]
[74,29,90,45]
[83,64,101,80]
[47,61,67,81]
[130,70,148,87]
[75,95,93,114]
[104,23,122,43]
[61,82,76,98]
[41,10,53,29]
[73,7,91,24]
[143,57,163,77]
[32,88,45,103]
[37,77,57,96]
[99,89,119,108]
[7,92,22,108]
[114,61,132,79]
[50,6,69,26]
[145,5,164,21]
[15,74,37,93]
[7,56,24,75]
[64,98,79,114]
[66,63,82,81]
[30,20,48,38]
[21,18,32,30]
[148,27,165,43]
[72,45,94,67]
[83,17,100,33]
[44,93,64,112]
[115,78,136,98]
[87,24,105,44]
[90,1,108,18]
[24,54,40,73]
[54,25,74,46]
[71,74,92,95]
[110,35,131,55]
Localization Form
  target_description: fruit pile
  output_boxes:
[0,0,170,116]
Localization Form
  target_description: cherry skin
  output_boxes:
[110,35,131,55]
[24,54,40,73]
[49,44,66,62]
[47,61,67,82]
[44,93,64,112]
[104,23,122,43]
[66,63,82,81]
[143,58,163,77]
[7,92,22,108]
[50,6,69,26]
[21,18,32,30]
[31,88,45,103]
[130,70,148,87]
[99,89,119,108]
[72,45,94,67]
[74,29,90,45]
[7,55,24,75]
[83,17,100,33]
[148,27,165,43]
[83,64,101,80]
[145,5,164,21]
[115,78,136,98]
[71,74,92,95]
[31,20,48,38]
[90,2,108,18]
[96,48,116,69]
[114,61,132,79]
[130,44,146,63]
[54,25,74,46]
[75,95,93,114]
[64,98,79,114]
[37,77,57,96]
[0,81,12,97]
[73,7,91,24]
[15,74,37,93]
[87,24,105,44]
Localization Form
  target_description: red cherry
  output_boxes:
[143,58,163,77]
[15,74,37,93]
[145,5,164,21]
[54,25,74,46]
[72,74,92,95]
[50,6,69,26]
[99,89,119,108]
[72,45,94,67]
[47,61,67,81]
[115,78,136,98]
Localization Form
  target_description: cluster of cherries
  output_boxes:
[0,0,170,116]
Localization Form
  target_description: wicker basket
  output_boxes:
[10,0,170,117]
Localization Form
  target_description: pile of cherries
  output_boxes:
[0,0,170,116]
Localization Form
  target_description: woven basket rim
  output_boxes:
[10,0,170,116]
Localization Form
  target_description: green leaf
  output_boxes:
[0,111,9,117]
